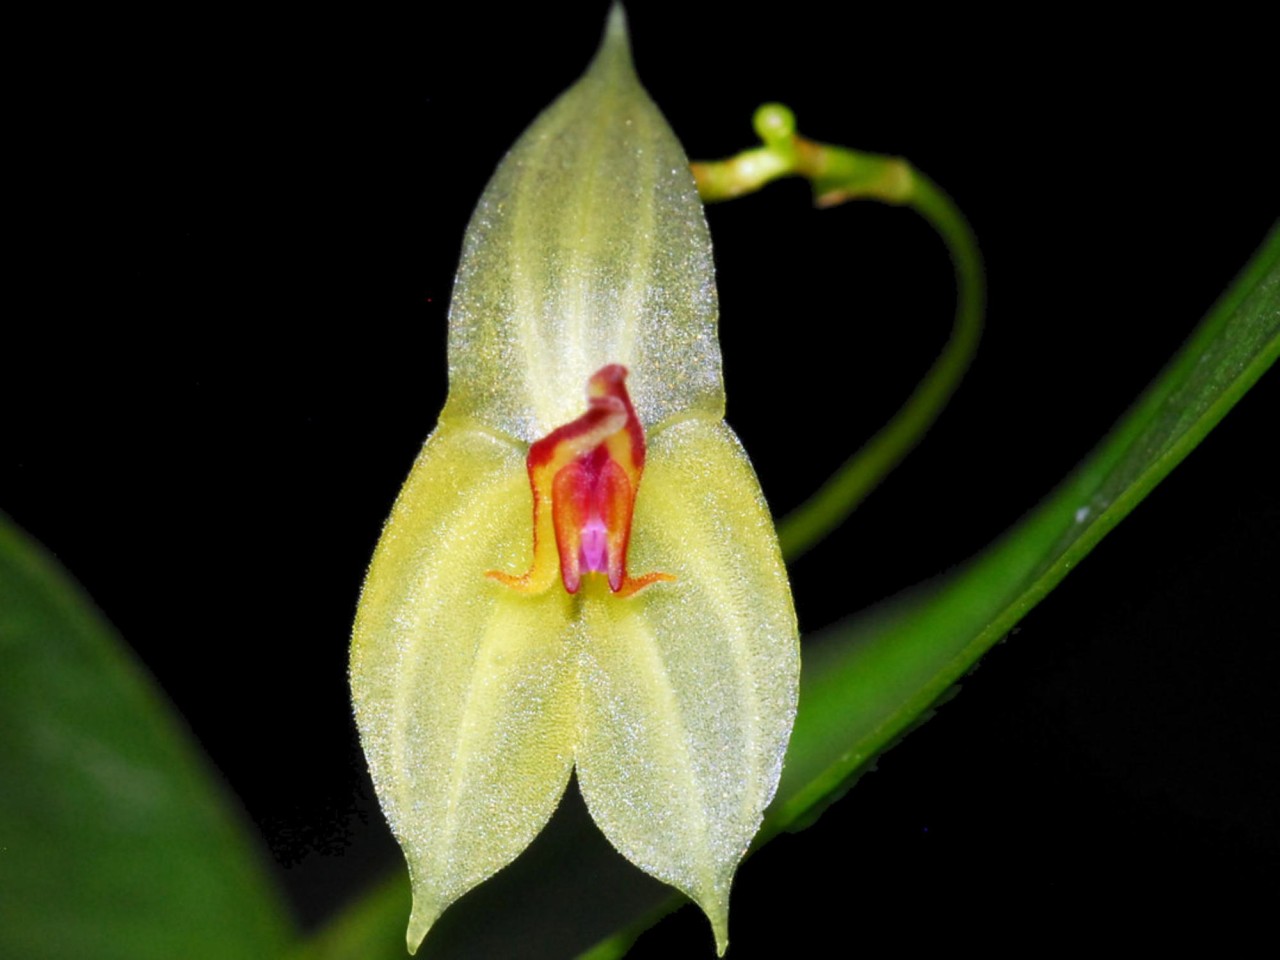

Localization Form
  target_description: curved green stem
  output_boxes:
[694,104,986,561]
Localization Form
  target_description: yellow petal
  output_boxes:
[352,8,799,955]
[576,417,799,955]
[441,5,723,443]
[350,423,578,952]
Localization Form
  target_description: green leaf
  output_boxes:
[286,872,411,960]
[769,222,1279,836]
[0,514,295,960]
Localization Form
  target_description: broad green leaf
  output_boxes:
[349,9,798,955]
[770,222,1279,835]
[0,513,294,960]
[286,872,411,960]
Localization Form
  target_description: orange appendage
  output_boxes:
[487,364,675,597]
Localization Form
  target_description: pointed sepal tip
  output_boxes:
[406,896,439,955]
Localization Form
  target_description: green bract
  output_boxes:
[349,10,799,955]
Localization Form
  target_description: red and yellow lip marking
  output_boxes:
[488,364,675,597]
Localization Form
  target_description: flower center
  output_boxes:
[487,364,675,597]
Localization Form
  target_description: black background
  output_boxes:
[8,2,1278,955]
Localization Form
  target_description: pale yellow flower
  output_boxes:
[350,10,798,955]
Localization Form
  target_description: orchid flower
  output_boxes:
[349,9,799,956]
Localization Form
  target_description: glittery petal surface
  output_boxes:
[440,10,722,443]
[575,416,800,955]
[350,424,578,952]
[352,9,798,955]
